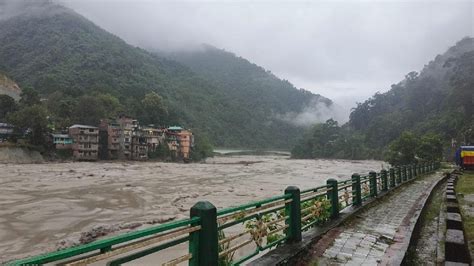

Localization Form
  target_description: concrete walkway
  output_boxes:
[307,172,444,265]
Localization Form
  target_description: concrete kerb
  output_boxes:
[444,171,471,265]
[249,171,443,266]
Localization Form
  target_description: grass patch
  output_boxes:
[404,180,444,265]
[456,171,474,256]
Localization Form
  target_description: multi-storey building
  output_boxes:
[0,123,14,142]
[142,127,166,152]
[131,129,148,160]
[99,120,121,160]
[117,115,138,160]
[51,134,73,150]
[69,124,99,160]
[166,126,194,160]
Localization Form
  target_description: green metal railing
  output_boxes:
[10,161,440,266]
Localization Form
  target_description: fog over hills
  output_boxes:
[55,0,473,118]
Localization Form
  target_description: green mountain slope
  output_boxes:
[292,37,474,159]
[0,1,331,149]
[165,45,330,116]
[349,37,473,149]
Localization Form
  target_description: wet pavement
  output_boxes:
[307,171,444,265]
[0,156,383,262]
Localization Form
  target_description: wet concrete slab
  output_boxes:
[303,172,444,265]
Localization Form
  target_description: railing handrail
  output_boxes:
[10,217,200,265]
[216,193,291,216]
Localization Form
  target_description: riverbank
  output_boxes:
[0,146,43,164]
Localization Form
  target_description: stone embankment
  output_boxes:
[444,173,471,265]
[306,171,445,265]
[0,146,43,163]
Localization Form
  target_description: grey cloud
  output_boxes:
[53,0,473,116]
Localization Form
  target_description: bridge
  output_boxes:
[10,162,440,265]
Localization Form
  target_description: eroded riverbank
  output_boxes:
[0,155,384,262]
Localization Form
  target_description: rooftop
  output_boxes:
[69,124,98,129]
[51,134,71,138]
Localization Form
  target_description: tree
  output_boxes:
[416,133,443,162]
[148,143,171,160]
[385,131,418,165]
[19,87,41,107]
[73,95,106,126]
[190,135,214,161]
[7,104,49,146]
[140,92,168,125]
[46,91,77,130]
[96,93,123,119]
[0,95,17,121]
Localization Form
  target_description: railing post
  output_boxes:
[396,167,402,184]
[402,166,408,182]
[285,186,302,243]
[369,171,377,197]
[352,173,362,206]
[389,168,395,188]
[408,165,413,180]
[381,169,388,191]
[327,179,339,219]
[413,163,417,177]
[190,201,218,266]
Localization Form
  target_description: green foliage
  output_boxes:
[190,135,214,161]
[291,119,371,160]
[0,94,17,121]
[19,86,40,107]
[300,197,331,229]
[7,104,49,146]
[244,211,285,247]
[147,143,171,160]
[416,134,443,162]
[385,131,444,165]
[385,132,419,165]
[138,92,168,126]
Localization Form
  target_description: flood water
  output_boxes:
[0,155,384,263]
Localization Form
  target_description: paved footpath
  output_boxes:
[307,172,444,266]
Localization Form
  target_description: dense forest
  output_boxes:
[292,37,474,163]
[0,1,330,149]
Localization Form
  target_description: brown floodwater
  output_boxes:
[0,155,385,263]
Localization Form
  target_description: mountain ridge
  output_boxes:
[0,0,332,148]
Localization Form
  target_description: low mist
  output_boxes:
[277,99,349,127]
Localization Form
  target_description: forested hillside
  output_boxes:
[165,45,331,119]
[292,37,474,160]
[0,1,331,149]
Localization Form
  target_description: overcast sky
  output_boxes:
[59,0,473,109]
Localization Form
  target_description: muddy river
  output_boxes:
[0,155,385,263]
